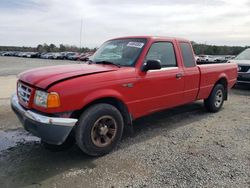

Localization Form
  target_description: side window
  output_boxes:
[146,42,177,68]
[180,42,196,67]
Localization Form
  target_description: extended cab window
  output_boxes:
[146,42,177,68]
[180,42,196,67]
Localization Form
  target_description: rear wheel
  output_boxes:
[76,103,124,156]
[204,84,225,112]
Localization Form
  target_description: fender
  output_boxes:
[217,73,228,84]
[205,74,228,100]
[197,71,229,100]
[81,89,126,108]
[79,89,134,134]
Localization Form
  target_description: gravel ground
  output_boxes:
[0,57,249,188]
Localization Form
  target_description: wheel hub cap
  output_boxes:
[99,125,109,135]
[91,115,117,147]
[215,89,223,108]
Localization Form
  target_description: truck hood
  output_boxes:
[18,64,118,89]
[232,60,250,65]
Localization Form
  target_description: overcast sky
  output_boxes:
[0,0,250,47]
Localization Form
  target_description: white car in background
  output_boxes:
[198,55,216,63]
[213,56,226,62]
[195,56,200,62]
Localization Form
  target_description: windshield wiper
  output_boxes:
[95,61,121,68]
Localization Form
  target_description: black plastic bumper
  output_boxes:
[237,72,250,84]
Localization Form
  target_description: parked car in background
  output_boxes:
[23,52,39,58]
[16,52,25,57]
[51,52,64,59]
[2,51,16,56]
[225,55,235,60]
[12,52,20,56]
[20,52,28,57]
[67,53,80,60]
[58,52,70,59]
[40,53,48,59]
[197,55,216,63]
[213,56,226,63]
[0,51,6,56]
[232,48,250,85]
[195,56,200,62]
[78,52,94,61]
[36,52,45,58]
[59,52,75,59]
[40,53,55,59]
[65,52,79,60]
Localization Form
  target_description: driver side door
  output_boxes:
[133,41,185,117]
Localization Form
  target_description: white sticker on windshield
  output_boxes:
[127,42,144,48]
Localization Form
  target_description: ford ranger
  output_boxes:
[11,36,238,156]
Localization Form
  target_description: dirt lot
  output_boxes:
[0,56,249,188]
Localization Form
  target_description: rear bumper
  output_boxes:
[11,94,78,145]
[237,72,250,84]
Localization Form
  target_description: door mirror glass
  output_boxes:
[142,60,162,71]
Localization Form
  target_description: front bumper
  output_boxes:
[237,72,250,84]
[11,94,78,145]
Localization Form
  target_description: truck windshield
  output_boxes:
[90,38,147,67]
[235,48,250,60]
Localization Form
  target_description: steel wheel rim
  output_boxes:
[91,115,117,147]
[215,90,223,108]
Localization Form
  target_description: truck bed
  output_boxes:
[197,63,238,100]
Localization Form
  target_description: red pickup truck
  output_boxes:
[11,36,237,156]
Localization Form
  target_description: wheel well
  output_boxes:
[215,77,228,100]
[71,97,133,127]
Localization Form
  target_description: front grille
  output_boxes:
[238,65,250,73]
[17,82,32,105]
[238,76,250,82]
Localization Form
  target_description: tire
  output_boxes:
[75,103,124,156]
[42,136,75,152]
[204,84,225,112]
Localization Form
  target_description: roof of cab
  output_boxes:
[110,36,190,42]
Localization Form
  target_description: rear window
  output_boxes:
[180,42,196,67]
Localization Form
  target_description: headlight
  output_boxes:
[34,90,60,108]
[238,65,241,72]
[34,90,48,107]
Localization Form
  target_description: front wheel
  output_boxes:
[204,84,225,112]
[75,103,124,156]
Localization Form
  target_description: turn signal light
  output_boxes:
[47,92,60,108]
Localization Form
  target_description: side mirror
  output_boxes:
[142,60,162,72]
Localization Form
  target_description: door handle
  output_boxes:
[176,73,183,79]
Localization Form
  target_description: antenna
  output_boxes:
[80,18,83,51]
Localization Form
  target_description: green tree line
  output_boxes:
[191,42,249,55]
